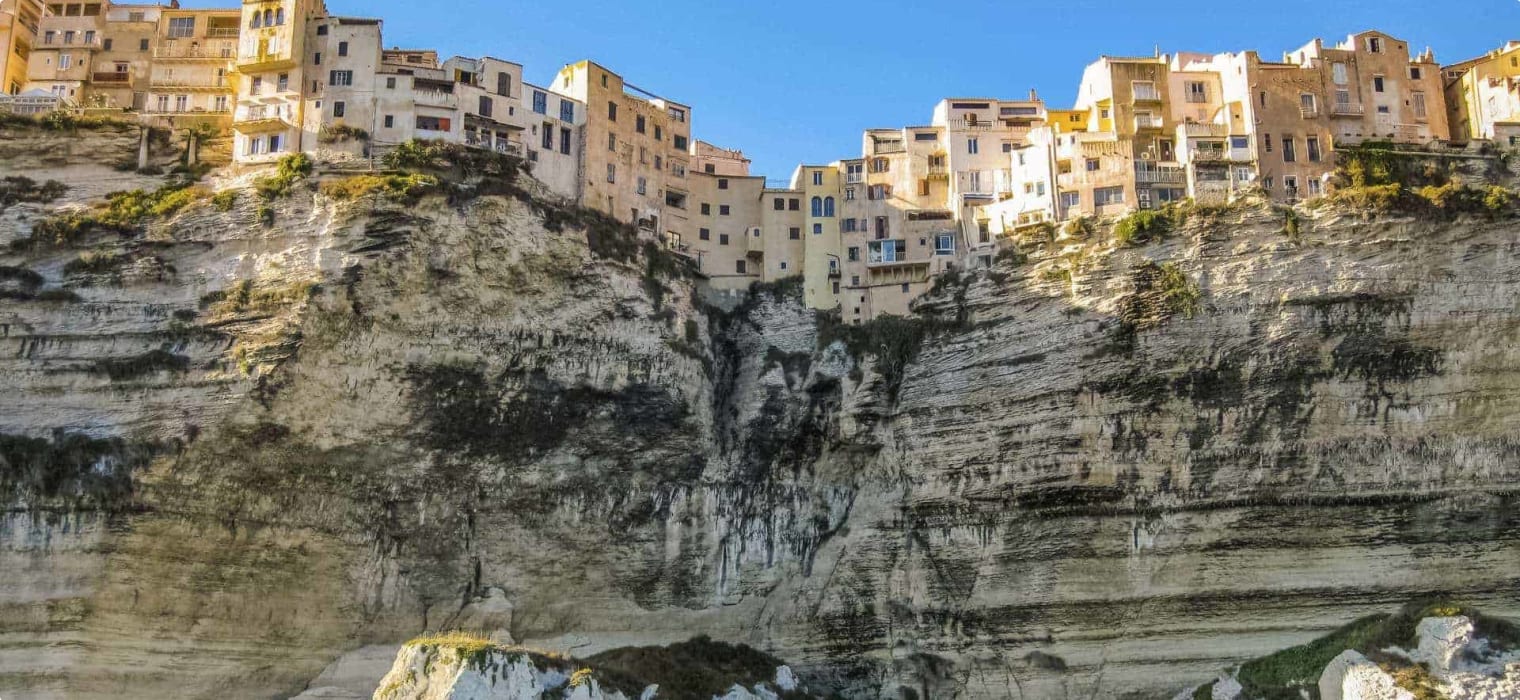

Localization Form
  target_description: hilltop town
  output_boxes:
[3,0,1519,319]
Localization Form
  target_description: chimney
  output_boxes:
[1028,88,1038,102]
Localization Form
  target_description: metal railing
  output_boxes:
[1134,165,1185,183]
[1131,85,1162,102]
[92,72,130,83]
[414,90,458,108]
[155,46,235,59]
[208,27,239,38]
[1331,102,1364,116]
[1133,114,1165,130]
[1300,105,1320,119]
[150,77,230,88]
[948,118,994,130]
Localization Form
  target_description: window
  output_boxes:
[542,125,553,149]
[1306,137,1321,162]
[847,247,859,261]
[1185,81,1208,103]
[478,95,492,118]
[773,198,784,211]
[163,18,192,38]
[1259,91,1267,107]
[1332,62,1348,85]
[606,163,615,183]
[1409,66,1421,80]
[1300,93,1316,115]
[870,157,889,173]
[700,203,711,215]
[1367,36,1382,53]
[1264,134,1273,152]
[139,38,149,51]
[967,137,979,154]
[874,216,888,238]
[277,73,289,91]
[813,223,822,234]
[275,7,283,24]
[59,53,71,69]
[868,184,890,200]
[1094,186,1124,206]
[810,197,822,216]
[1373,75,1385,93]
[102,37,111,50]
[269,133,282,152]
[867,239,907,263]
[935,234,954,255]
[560,128,571,154]
[736,260,747,274]
[920,180,931,197]
[635,114,645,133]
[812,171,823,186]
[636,177,646,195]
[532,91,546,114]
[719,205,730,216]
[824,197,835,217]
[608,133,616,152]
[1285,176,1298,194]
[1059,191,1080,209]
[1412,91,1427,119]
[718,178,728,190]
[673,135,688,150]
[559,100,574,122]
[329,70,352,86]
[845,188,855,201]
[251,76,262,94]
[607,100,617,121]
[386,77,396,89]
[83,29,94,44]
[333,101,345,118]
[1085,158,1100,172]
[704,164,715,174]
[789,227,800,240]
[317,24,328,35]
[384,114,394,128]
[843,218,856,233]
[720,233,730,245]
[653,125,663,141]
[699,228,710,240]
[788,198,799,211]
[1282,136,1296,162]
[1230,136,1249,149]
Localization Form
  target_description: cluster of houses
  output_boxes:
[2,0,1518,319]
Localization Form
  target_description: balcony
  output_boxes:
[1134,164,1185,184]
[1133,114,1165,130]
[845,173,863,184]
[92,71,131,84]
[948,118,994,130]
[155,46,235,60]
[237,50,296,72]
[926,163,948,178]
[1131,85,1162,102]
[233,105,292,130]
[1331,102,1365,117]
[208,27,239,38]
[414,90,458,109]
[1300,104,1321,119]
[872,140,905,155]
[151,76,230,90]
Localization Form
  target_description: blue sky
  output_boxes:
[330,0,1520,178]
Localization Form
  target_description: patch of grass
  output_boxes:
[1063,215,1095,239]
[817,309,962,401]
[318,173,439,203]
[1113,209,1171,247]
[212,189,239,211]
[994,245,1028,267]
[0,175,68,209]
[253,153,313,200]
[256,204,275,226]
[0,431,160,510]
[205,279,314,320]
[62,250,126,276]
[1191,680,1215,700]
[318,123,370,143]
[0,110,135,132]
[587,635,803,700]
[1117,261,1201,332]
[1281,207,1303,242]
[91,349,190,381]
[21,181,205,249]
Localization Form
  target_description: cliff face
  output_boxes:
[3,128,1520,700]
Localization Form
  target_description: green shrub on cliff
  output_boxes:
[254,153,312,200]
[1113,209,1170,247]
[318,173,439,203]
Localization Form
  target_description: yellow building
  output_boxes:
[0,0,43,95]
[551,60,692,243]
[1443,41,1520,145]
[232,0,326,161]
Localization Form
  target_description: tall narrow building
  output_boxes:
[232,0,326,161]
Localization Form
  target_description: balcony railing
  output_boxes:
[1331,102,1364,117]
[948,118,994,130]
[926,164,948,177]
[208,27,239,38]
[414,90,458,109]
[151,77,230,89]
[1300,105,1320,119]
[236,105,289,122]
[872,141,905,154]
[92,72,130,83]
[145,104,230,115]
[1131,85,1162,102]
[155,46,235,59]
[845,173,862,184]
[1134,114,1165,130]
[1134,164,1185,184]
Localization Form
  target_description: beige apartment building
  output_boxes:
[0,0,43,95]
[142,4,237,121]
[1443,41,1520,145]
[25,0,106,102]
[551,60,692,244]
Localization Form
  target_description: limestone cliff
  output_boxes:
[3,126,1520,700]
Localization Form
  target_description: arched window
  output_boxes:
[261,8,272,26]
[823,197,835,217]
[810,197,822,217]
[250,11,261,28]
[274,7,284,25]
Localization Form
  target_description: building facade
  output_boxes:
[1444,41,1520,145]
[0,0,43,95]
